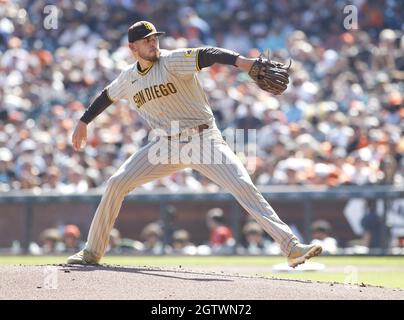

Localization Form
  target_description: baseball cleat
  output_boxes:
[67,249,99,265]
[287,243,322,268]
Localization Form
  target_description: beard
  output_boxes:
[139,49,160,62]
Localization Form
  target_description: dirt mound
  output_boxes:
[1,264,403,300]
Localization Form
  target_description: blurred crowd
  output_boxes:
[0,0,403,193]
[17,204,403,256]
[15,207,238,256]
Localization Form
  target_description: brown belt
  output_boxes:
[167,124,209,140]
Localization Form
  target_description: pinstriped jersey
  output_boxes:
[106,48,214,135]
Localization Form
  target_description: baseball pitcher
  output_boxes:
[67,21,322,268]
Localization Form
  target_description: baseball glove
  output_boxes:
[248,50,291,95]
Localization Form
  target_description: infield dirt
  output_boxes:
[1,264,403,300]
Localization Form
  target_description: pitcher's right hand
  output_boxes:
[72,120,88,151]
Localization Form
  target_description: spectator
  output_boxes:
[360,200,390,250]
[205,208,235,254]
[41,166,64,191]
[310,220,338,255]
[63,224,84,253]
[239,221,280,255]
[39,228,64,254]
[169,229,197,255]
[107,228,143,254]
[140,222,165,255]
[0,147,13,192]
[155,205,178,247]
[144,205,180,250]
[178,7,213,46]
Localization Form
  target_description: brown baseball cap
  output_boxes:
[128,21,165,43]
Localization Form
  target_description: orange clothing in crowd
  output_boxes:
[210,226,233,246]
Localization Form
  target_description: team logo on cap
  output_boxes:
[143,22,154,31]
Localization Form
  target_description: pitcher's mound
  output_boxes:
[1,265,403,300]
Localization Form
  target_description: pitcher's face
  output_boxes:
[130,35,160,62]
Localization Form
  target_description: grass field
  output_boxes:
[1,255,404,290]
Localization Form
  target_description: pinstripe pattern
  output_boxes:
[84,47,299,259]
[85,127,297,258]
[86,139,186,259]
[188,127,298,255]
[106,49,213,136]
